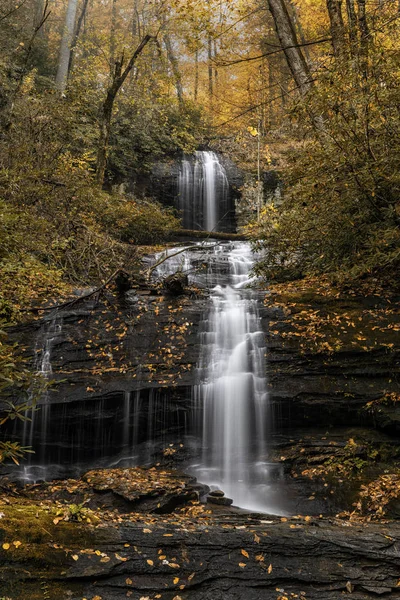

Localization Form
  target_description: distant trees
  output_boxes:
[250,0,400,283]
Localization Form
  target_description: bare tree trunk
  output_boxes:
[34,0,45,37]
[110,0,117,75]
[68,0,89,76]
[213,39,218,89]
[288,0,311,62]
[267,0,312,94]
[96,34,155,186]
[163,32,184,106]
[208,35,213,99]
[55,0,79,94]
[326,0,345,57]
[346,0,358,50]
[357,0,369,74]
[357,0,369,42]
[194,49,199,101]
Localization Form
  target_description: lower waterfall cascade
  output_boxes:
[154,241,287,514]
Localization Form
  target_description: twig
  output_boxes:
[23,269,127,314]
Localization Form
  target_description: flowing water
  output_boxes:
[8,151,288,513]
[154,241,286,513]
[177,151,229,231]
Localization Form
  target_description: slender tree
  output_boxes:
[161,13,184,107]
[55,0,79,94]
[346,0,358,50]
[68,0,89,76]
[96,34,156,185]
[326,0,345,57]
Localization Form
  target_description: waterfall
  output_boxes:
[153,241,285,513]
[20,312,63,480]
[177,151,229,231]
[192,242,274,511]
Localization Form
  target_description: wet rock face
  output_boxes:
[3,290,205,468]
[260,294,400,434]
[148,153,243,231]
[4,277,400,486]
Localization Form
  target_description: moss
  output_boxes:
[0,503,96,549]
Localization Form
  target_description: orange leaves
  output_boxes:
[240,549,249,558]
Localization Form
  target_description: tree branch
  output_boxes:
[216,37,332,67]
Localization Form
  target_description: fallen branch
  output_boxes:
[24,269,128,314]
[146,244,219,281]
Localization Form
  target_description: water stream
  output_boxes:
[177,151,229,231]
[154,241,286,513]
[8,151,288,513]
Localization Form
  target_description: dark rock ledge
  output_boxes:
[1,468,400,600]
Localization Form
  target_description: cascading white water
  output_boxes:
[193,243,276,511]
[153,241,286,513]
[21,312,63,480]
[177,151,229,231]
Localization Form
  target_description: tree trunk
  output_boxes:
[326,0,345,57]
[163,33,184,107]
[110,0,117,75]
[96,35,155,186]
[68,0,89,76]
[346,0,358,50]
[357,0,369,75]
[34,0,45,37]
[194,49,199,101]
[357,0,369,43]
[213,39,218,88]
[267,0,312,94]
[55,0,79,94]
[288,0,311,62]
[208,35,213,99]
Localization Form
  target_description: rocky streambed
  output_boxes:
[1,466,400,600]
[1,266,400,598]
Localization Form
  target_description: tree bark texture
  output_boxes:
[68,0,89,76]
[346,0,358,50]
[326,0,345,57]
[163,32,184,106]
[267,0,312,94]
[55,0,79,94]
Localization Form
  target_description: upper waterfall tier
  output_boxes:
[177,151,231,232]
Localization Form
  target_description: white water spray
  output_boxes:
[177,151,228,231]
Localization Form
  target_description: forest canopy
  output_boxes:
[0,0,399,417]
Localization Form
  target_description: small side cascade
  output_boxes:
[22,312,63,468]
[177,151,229,232]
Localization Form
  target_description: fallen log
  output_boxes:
[171,228,249,241]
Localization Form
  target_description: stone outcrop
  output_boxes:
[1,499,399,600]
